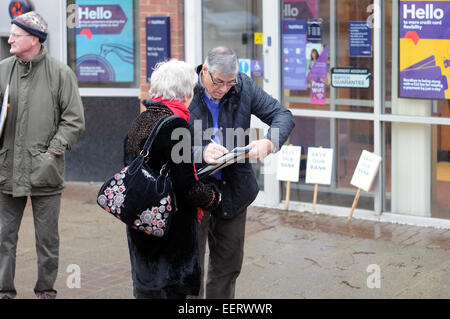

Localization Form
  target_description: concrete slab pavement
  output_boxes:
[9,182,450,299]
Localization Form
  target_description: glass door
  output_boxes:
[202,0,276,201]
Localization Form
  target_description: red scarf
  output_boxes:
[152,97,190,122]
[151,97,203,222]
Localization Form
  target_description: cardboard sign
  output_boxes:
[350,150,382,192]
[277,145,302,182]
[305,147,334,185]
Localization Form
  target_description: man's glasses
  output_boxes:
[9,33,32,39]
[208,71,237,87]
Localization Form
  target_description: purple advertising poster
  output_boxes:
[283,0,319,20]
[307,44,327,80]
[399,0,450,99]
[310,79,326,104]
[282,20,307,91]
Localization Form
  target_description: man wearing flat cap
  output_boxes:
[0,12,85,299]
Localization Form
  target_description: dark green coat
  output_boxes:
[0,47,85,197]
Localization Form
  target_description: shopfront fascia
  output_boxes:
[186,0,450,228]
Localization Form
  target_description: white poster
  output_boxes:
[305,147,334,185]
[277,145,302,182]
[350,150,382,192]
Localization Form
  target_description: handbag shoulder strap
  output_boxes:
[141,115,180,156]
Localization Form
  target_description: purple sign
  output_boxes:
[400,1,450,40]
[283,0,319,20]
[76,5,128,36]
[310,79,326,105]
[399,1,450,99]
[251,60,264,77]
[146,17,171,82]
[400,55,448,99]
[282,20,307,90]
[349,21,372,57]
[307,45,327,80]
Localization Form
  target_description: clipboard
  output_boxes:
[197,146,252,179]
[0,84,10,139]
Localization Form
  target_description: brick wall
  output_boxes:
[139,0,185,100]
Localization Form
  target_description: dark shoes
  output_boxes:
[37,292,56,299]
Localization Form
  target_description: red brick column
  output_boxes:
[139,0,185,101]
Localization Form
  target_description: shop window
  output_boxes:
[283,117,375,210]
[281,0,375,112]
[66,0,140,88]
[385,122,450,220]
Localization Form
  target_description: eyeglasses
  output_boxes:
[208,71,237,87]
[9,33,32,39]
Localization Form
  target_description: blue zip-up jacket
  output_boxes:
[188,65,295,219]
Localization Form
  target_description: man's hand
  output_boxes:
[246,139,274,162]
[203,142,228,164]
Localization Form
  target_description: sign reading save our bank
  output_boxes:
[399,0,450,100]
[75,0,134,82]
[146,17,171,82]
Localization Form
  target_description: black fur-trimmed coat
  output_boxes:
[124,101,221,297]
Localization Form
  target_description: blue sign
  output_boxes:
[146,17,171,82]
[75,0,134,82]
[349,21,372,57]
[282,20,307,90]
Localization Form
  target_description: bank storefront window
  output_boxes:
[383,1,450,220]
[66,0,140,88]
[281,0,378,211]
[280,0,450,222]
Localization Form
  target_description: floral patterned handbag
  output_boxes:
[97,115,179,237]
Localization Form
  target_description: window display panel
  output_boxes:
[389,1,450,118]
[66,0,140,88]
[335,0,374,108]
[282,0,375,112]
[282,0,331,110]
[386,122,450,220]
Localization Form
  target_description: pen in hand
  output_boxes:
[206,138,228,163]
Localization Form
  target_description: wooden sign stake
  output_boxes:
[348,188,361,220]
[285,181,291,210]
[312,184,318,214]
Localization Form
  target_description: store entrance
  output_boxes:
[201,0,269,194]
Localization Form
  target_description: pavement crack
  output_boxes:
[340,280,360,289]
[353,251,376,255]
[304,258,321,267]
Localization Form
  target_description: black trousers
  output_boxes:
[194,195,247,299]
[135,287,186,299]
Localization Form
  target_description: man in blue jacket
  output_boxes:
[188,46,295,298]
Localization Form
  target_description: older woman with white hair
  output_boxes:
[124,59,222,299]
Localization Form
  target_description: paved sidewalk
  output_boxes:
[10,182,450,299]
